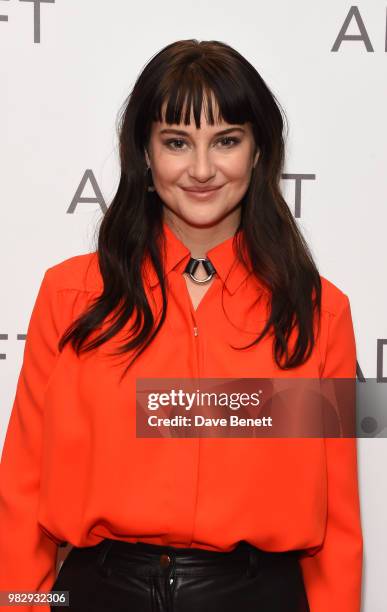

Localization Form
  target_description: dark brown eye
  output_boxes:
[164,139,187,150]
[217,137,241,147]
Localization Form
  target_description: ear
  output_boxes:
[144,149,151,167]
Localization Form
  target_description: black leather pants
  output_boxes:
[50,538,310,611]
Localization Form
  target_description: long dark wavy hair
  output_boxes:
[58,39,322,378]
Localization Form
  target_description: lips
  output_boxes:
[180,185,224,200]
[181,185,223,193]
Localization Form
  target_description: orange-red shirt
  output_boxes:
[0,220,363,611]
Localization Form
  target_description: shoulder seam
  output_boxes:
[55,286,102,294]
[44,252,101,293]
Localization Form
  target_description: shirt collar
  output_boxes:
[143,219,254,295]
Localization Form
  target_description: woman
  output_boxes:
[0,39,362,611]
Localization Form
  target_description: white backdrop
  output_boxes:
[1,1,386,610]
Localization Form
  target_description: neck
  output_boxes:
[162,207,241,258]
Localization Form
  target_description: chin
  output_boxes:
[181,210,232,229]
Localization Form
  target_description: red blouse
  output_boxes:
[0,220,363,611]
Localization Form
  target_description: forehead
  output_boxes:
[155,94,242,131]
[154,120,244,134]
[153,105,245,136]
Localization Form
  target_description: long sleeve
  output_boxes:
[0,269,61,610]
[298,294,363,611]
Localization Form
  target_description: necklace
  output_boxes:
[183,256,217,284]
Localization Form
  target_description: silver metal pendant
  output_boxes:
[183,257,217,284]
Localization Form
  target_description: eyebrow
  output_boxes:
[158,127,246,137]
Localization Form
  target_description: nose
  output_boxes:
[187,147,216,182]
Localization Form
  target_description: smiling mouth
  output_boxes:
[181,185,224,193]
[182,185,223,201]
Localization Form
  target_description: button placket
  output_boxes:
[159,552,176,582]
[157,552,176,610]
[159,553,171,569]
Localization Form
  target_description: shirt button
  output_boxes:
[160,554,171,568]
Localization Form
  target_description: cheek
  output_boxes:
[219,147,254,181]
[152,154,185,185]
[221,158,252,182]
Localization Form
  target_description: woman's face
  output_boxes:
[145,100,259,228]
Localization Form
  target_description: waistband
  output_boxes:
[87,538,301,579]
